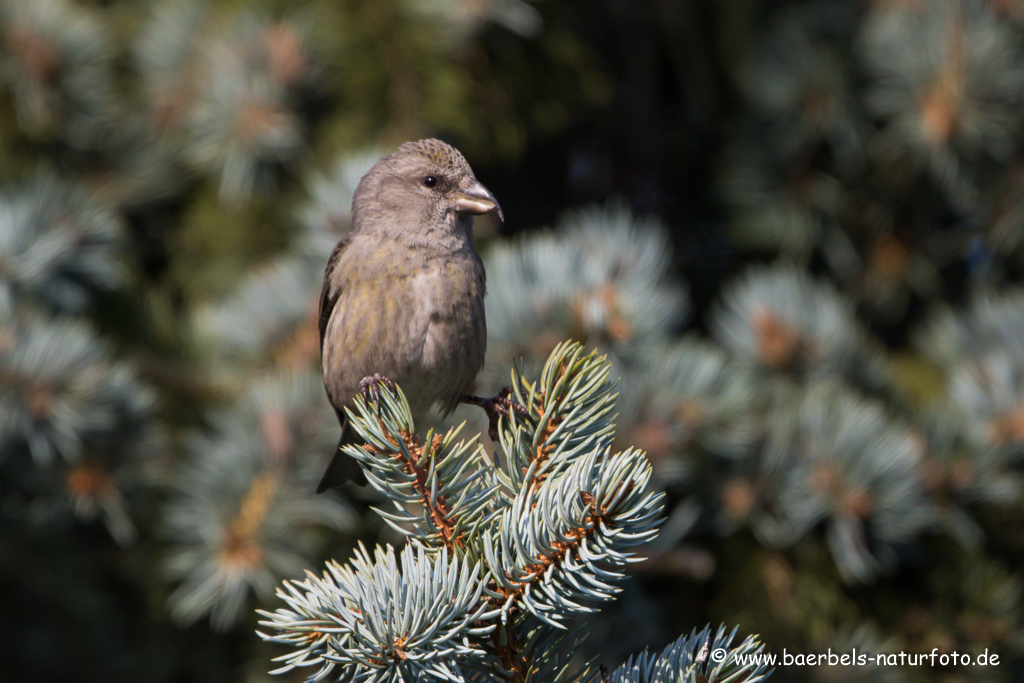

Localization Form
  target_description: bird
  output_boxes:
[316,138,509,492]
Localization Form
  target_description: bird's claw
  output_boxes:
[359,374,396,410]
[489,386,530,419]
[463,386,529,441]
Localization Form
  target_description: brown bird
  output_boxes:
[317,139,509,491]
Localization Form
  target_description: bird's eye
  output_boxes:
[423,175,438,188]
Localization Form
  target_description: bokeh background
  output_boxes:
[3,0,1024,681]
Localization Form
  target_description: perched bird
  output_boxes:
[317,139,506,491]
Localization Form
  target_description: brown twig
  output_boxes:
[367,425,463,551]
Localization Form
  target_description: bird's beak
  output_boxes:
[453,179,504,222]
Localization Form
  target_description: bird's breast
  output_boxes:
[403,254,486,413]
[322,237,485,418]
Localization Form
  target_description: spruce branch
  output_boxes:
[0,312,151,467]
[497,343,619,495]
[342,385,499,553]
[482,445,661,629]
[259,544,496,683]
[0,0,115,143]
[0,172,124,314]
[162,371,356,631]
[482,203,690,394]
[258,342,770,683]
[598,625,771,683]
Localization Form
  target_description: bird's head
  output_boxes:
[351,139,503,244]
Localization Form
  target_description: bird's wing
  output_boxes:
[319,237,417,410]
[319,235,350,355]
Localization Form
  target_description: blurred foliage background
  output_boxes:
[2,0,1024,681]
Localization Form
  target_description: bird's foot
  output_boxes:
[462,386,529,441]
[359,374,396,408]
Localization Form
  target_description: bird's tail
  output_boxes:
[316,417,368,492]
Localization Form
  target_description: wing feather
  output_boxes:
[318,235,349,356]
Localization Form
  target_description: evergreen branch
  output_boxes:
[482,204,690,397]
[162,374,355,631]
[497,342,618,496]
[258,544,496,683]
[598,625,771,683]
[345,387,500,553]
[483,446,664,628]
[259,342,766,683]
[0,172,124,313]
[0,313,152,466]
